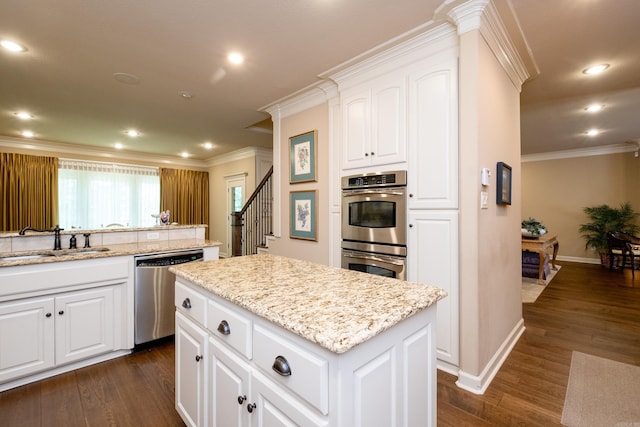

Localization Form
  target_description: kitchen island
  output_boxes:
[170,254,446,427]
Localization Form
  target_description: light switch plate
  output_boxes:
[480,191,489,209]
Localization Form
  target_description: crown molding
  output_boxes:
[521,144,637,162]
[448,0,533,90]
[0,135,209,169]
[206,146,273,167]
[325,23,457,90]
[260,80,337,119]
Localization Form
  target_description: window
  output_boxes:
[58,159,160,229]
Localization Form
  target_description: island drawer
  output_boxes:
[175,280,206,326]
[253,323,329,415]
[207,298,252,359]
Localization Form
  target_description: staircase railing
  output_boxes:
[231,166,273,256]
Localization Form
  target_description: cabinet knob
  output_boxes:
[182,298,192,309]
[409,193,414,198]
[58,310,64,316]
[364,152,369,157]
[371,152,375,156]
[46,313,52,318]
[272,355,292,376]
[247,403,257,413]
[409,224,413,228]
[237,395,247,404]
[217,320,231,335]
[195,355,202,362]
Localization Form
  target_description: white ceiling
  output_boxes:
[1,0,638,161]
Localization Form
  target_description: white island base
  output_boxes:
[171,255,444,427]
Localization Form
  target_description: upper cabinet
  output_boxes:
[341,73,407,170]
[407,51,458,210]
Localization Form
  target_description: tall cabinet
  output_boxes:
[331,25,460,372]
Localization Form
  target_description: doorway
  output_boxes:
[225,174,246,257]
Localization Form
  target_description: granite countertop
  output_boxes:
[170,254,447,354]
[0,239,221,267]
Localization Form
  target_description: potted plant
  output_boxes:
[578,202,640,265]
[521,217,547,238]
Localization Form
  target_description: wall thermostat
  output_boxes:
[481,168,491,186]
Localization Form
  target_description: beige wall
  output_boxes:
[268,104,331,265]
[522,152,640,262]
[208,156,257,257]
[458,29,523,379]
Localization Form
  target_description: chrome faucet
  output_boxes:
[18,225,65,250]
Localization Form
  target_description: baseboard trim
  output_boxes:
[556,255,600,264]
[455,318,525,395]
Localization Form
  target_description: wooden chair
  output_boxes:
[607,231,639,278]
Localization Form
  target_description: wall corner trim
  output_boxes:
[455,318,525,395]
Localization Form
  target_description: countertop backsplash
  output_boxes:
[0,224,208,254]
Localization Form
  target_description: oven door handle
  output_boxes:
[343,252,405,266]
[342,189,405,197]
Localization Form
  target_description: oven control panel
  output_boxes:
[341,170,407,189]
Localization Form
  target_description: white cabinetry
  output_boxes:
[175,278,438,427]
[0,297,55,383]
[0,257,132,391]
[407,211,459,370]
[55,286,116,365]
[0,286,117,384]
[407,52,458,210]
[341,74,407,170]
[176,311,208,427]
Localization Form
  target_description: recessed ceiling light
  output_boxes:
[586,129,600,136]
[21,130,34,138]
[203,142,213,150]
[180,91,193,99]
[114,142,123,149]
[1,40,27,53]
[181,152,189,158]
[582,64,609,75]
[14,111,33,120]
[228,52,244,65]
[125,129,140,137]
[584,104,604,113]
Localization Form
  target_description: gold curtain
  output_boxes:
[1,153,59,232]
[160,168,209,238]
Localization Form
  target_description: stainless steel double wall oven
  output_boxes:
[341,170,407,280]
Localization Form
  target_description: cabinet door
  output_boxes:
[342,89,371,170]
[407,55,458,209]
[370,77,407,167]
[176,311,208,427]
[55,286,115,365]
[407,211,459,367]
[0,297,55,383]
[250,371,328,427]
[209,336,250,427]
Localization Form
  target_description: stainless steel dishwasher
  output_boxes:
[134,249,204,345]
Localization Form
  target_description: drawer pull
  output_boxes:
[272,355,292,376]
[247,403,256,413]
[237,395,247,404]
[217,320,231,335]
[58,310,64,316]
[182,298,192,309]
[46,313,52,318]
[195,355,202,362]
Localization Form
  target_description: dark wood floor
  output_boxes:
[438,261,640,426]
[1,261,639,426]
